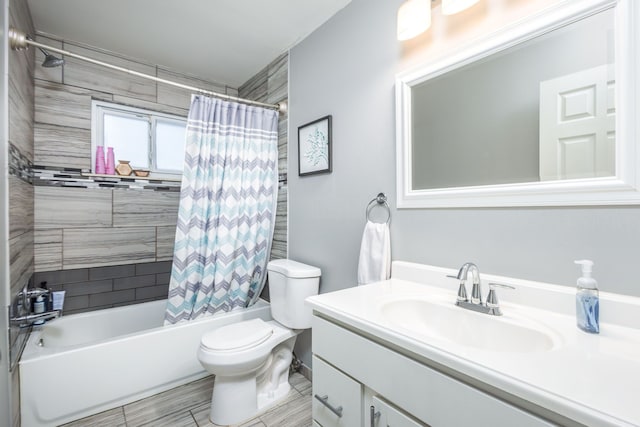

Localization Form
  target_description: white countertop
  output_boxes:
[306,262,640,427]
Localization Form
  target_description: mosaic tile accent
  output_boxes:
[33,166,182,192]
[8,142,33,184]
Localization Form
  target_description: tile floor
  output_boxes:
[61,372,313,427]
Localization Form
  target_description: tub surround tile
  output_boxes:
[124,376,214,427]
[34,229,63,272]
[35,186,112,229]
[9,231,34,297]
[35,79,112,130]
[136,261,173,276]
[136,284,170,301]
[114,274,156,290]
[89,264,137,281]
[156,67,229,110]
[34,122,91,169]
[64,295,90,312]
[156,225,177,261]
[156,272,171,286]
[34,268,89,286]
[61,407,126,427]
[64,279,114,297]
[112,94,189,118]
[63,42,157,102]
[113,190,179,227]
[63,227,156,269]
[266,53,288,105]
[9,175,34,240]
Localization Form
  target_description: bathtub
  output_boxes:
[20,298,272,427]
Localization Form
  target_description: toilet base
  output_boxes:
[208,339,296,426]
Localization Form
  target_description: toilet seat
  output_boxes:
[201,318,273,352]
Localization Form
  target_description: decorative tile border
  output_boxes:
[9,142,33,184]
[33,166,181,191]
[33,166,287,191]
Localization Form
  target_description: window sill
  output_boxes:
[82,172,182,182]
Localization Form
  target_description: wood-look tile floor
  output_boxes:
[61,372,312,427]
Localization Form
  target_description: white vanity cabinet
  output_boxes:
[311,315,555,427]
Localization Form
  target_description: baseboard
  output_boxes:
[299,363,312,382]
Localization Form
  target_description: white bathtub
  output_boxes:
[20,299,272,427]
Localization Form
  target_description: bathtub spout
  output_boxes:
[11,310,60,327]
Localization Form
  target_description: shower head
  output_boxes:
[38,47,64,68]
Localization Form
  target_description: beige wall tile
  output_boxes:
[35,187,112,229]
[34,123,91,169]
[63,227,156,269]
[113,190,179,227]
[9,231,33,296]
[157,68,227,110]
[156,225,176,261]
[35,79,112,130]
[8,176,33,240]
[63,42,157,102]
[34,229,63,272]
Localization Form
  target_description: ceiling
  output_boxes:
[26,0,352,87]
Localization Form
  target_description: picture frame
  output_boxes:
[298,115,332,176]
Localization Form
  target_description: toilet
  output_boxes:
[197,259,321,426]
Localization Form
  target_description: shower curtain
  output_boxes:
[164,95,279,324]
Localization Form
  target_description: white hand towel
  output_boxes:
[357,220,391,285]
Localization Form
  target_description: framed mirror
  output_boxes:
[396,0,640,208]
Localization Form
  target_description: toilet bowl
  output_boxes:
[198,259,321,426]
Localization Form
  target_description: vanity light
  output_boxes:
[397,0,431,41]
[441,0,480,15]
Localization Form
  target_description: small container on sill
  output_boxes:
[115,160,133,176]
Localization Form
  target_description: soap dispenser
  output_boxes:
[574,259,599,334]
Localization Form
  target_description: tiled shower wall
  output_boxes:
[33,36,289,310]
[239,52,289,260]
[7,1,35,426]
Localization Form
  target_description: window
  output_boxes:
[91,100,187,177]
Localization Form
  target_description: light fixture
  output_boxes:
[441,0,481,15]
[397,0,431,41]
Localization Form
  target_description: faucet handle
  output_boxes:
[446,275,468,303]
[486,283,515,316]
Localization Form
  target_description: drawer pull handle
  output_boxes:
[370,405,381,427]
[314,394,343,418]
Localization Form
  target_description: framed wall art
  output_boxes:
[298,115,332,176]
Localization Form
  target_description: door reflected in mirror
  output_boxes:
[410,8,614,191]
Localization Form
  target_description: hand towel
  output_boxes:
[357,220,391,285]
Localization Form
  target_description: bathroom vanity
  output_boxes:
[306,262,640,427]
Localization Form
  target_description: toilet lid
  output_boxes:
[201,318,273,351]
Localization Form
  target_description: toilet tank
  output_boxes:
[267,259,321,329]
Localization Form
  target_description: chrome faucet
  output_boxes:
[447,263,514,316]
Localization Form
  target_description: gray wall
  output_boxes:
[289,0,640,367]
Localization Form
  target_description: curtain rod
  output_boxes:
[8,27,284,113]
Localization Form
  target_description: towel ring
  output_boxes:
[366,193,391,224]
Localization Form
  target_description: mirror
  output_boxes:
[396,0,640,208]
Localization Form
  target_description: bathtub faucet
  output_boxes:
[10,285,61,327]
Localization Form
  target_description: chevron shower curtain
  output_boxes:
[164,95,279,324]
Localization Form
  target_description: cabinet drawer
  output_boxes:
[372,396,426,427]
[312,355,362,427]
[313,316,554,427]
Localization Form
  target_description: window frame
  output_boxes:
[91,100,187,178]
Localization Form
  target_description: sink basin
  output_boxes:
[380,299,560,353]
